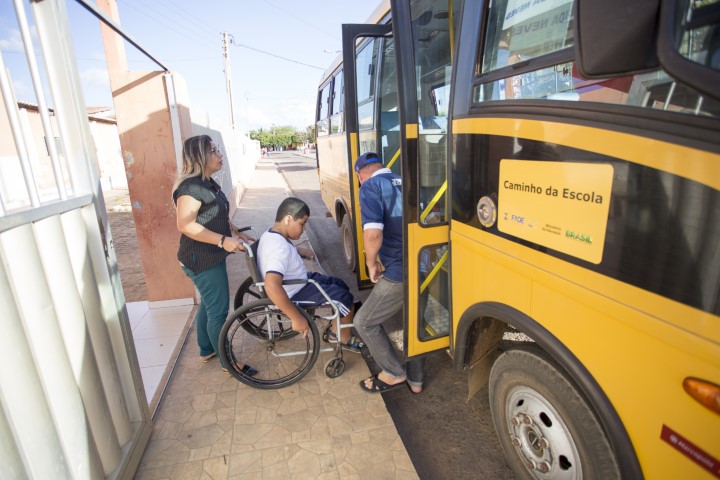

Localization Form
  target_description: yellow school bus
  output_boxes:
[315,0,720,477]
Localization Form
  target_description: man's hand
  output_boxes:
[367,261,383,283]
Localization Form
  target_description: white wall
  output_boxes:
[89,119,126,191]
[190,107,260,211]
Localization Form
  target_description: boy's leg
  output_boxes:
[300,272,359,346]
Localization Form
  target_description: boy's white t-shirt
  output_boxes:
[256,229,308,298]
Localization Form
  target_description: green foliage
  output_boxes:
[249,125,308,148]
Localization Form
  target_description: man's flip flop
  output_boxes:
[359,375,406,393]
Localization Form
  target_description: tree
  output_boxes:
[250,125,309,149]
[305,124,316,144]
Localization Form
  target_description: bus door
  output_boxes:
[341,23,393,288]
[394,0,457,356]
[342,0,457,356]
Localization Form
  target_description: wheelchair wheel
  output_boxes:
[233,277,263,310]
[233,277,298,340]
[219,298,320,389]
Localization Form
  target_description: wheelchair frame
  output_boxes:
[218,231,353,389]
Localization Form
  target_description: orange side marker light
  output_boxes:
[683,378,720,415]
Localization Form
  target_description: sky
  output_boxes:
[0,0,379,132]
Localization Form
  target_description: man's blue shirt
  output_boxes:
[359,168,403,282]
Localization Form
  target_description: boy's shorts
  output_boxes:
[291,272,354,316]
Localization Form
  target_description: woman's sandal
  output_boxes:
[222,364,258,377]
[359,375,406,393]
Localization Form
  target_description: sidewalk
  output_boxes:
[133,157,419,479]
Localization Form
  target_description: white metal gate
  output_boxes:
[0,0,151,478]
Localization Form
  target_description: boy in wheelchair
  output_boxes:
[257,197,365,352]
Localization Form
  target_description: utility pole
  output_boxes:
[222,32,236,129]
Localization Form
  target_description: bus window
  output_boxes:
[378,38,401,175]
[418,244,450,340]
[316,83,330,136]
[411,0,452,226]
[475,0,720,117]
[330,71,344,135]
[357,39,379,154]
[481,0,574,74]
[477,62,576,101]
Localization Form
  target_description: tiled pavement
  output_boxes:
[132,156,419,479]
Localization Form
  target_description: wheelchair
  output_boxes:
[218,230,352,389]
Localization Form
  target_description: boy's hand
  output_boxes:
[292,317,309,338]
[297,246,315,260]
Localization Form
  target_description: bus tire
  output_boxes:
[489,346,620,479]
[341,214,356,271]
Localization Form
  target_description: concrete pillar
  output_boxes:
[97,0,194,302]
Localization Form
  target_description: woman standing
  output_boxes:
[172,135,256,375]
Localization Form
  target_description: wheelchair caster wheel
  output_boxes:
[324,358,345,378]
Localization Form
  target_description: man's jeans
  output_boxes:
[354,276,424,388]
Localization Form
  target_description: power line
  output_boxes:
[117,0,218,53]
[259,0,340,41]
[228,36,324,70]
[154,0,219,39]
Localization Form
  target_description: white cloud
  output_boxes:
[79,67,110,89]
[245,98,315,131]
[0,29,24,52]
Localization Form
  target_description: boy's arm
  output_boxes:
[263,272,309,337]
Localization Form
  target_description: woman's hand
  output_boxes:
[237,231,256,244]
[223,236,246,253]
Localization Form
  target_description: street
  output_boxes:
[272,151,515,480]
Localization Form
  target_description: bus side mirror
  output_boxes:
[656,0,720,102]
[573,0,660,78]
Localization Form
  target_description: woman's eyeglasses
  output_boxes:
[210,146,223,155]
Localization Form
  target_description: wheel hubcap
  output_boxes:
[505,386,581,479]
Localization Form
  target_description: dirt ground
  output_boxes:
[107,211,147,303]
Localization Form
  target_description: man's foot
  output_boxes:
[408,383,423,394]
[360,374,407,393]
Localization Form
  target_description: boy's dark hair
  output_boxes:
[275,197,310,221]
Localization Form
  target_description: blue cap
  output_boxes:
[354,152,382,172]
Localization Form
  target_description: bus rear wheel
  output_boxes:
[488,346,620,480]
[341,215,356,271]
